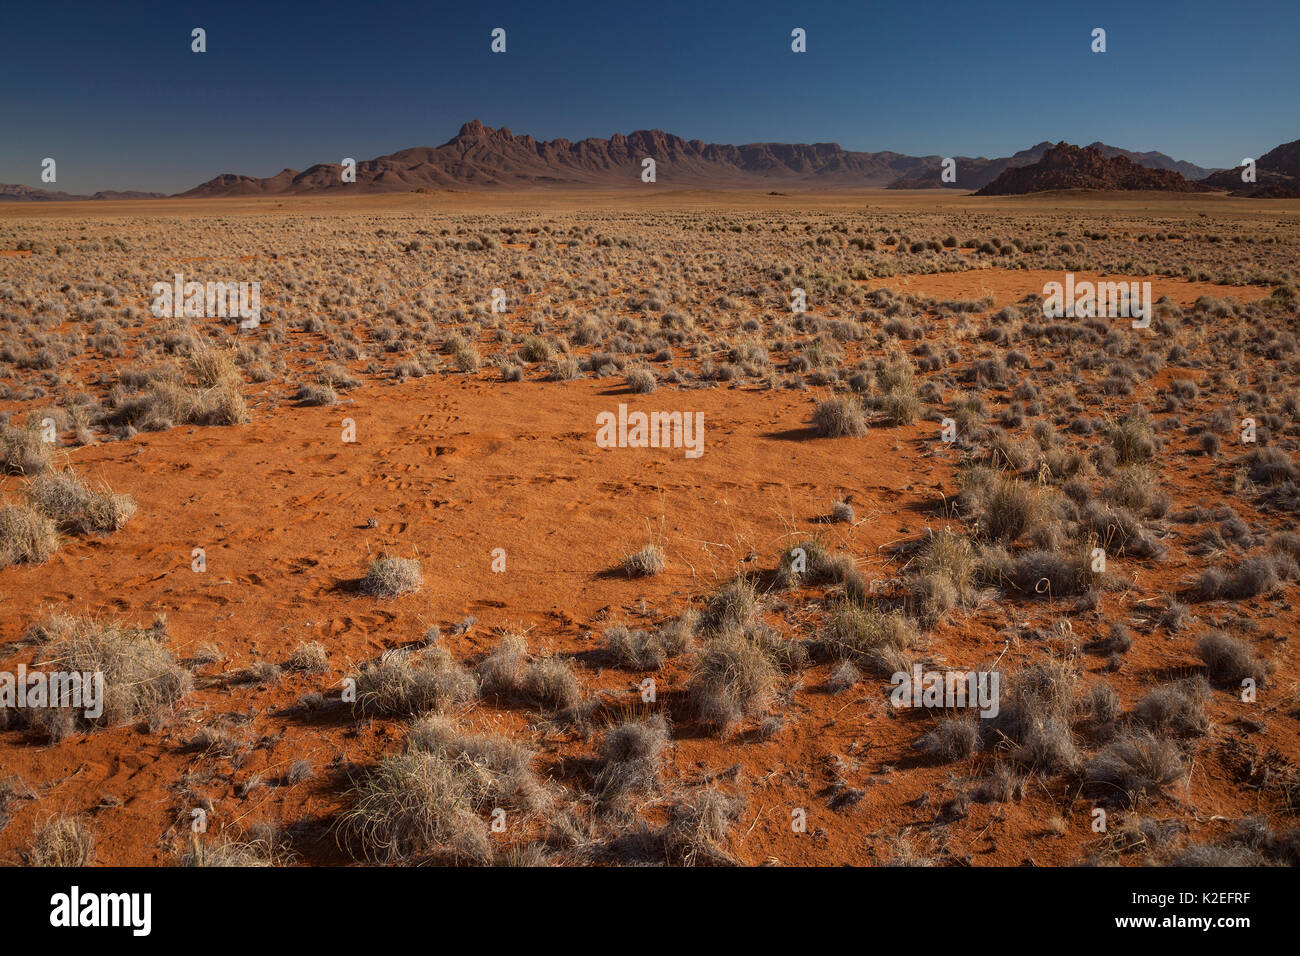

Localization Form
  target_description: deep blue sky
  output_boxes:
[3,0,1297,193]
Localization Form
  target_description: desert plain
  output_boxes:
[0,188,1297,867]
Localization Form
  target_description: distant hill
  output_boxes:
[0,184,165,202]
[889,141,1215,191]
[1200,138,1300,197]
[975,142,1213,195]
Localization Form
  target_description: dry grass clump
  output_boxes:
[687,625,783,735]
[26,469,135,534]
[816,599,913,674]
[625,367,657,393]
[1193,555,1281,601]
[775,536,862,593]
[360,554,422,597]
[979,542,1102,599]
[984,658,1078,772]
[1196,632,1267,686]
[873,353,921,424]
[547,354,580,381]
[909,527,978,623]
[602,619,692,671]
[6,614,191,740]
[340,750,490,863]
[188,382,250,426]
[286,640,329,673]
[1132,680,1209,737]
[1244,446,1297,485]
[0,501,59,568]
[522,652,584,713]
[701,576,762,632]
[621,542,664,577]
[980,474,1055,544]
[1086,730,1186,806]
[1105,416,1158,465]
[915,716,980,761]
[813,396,867,437]
[340,716,546,863]
[188,347,240,388]
[453,343,481,372]
[408,715,549,812]
[350,646,478,715]
[99,378,249,431]
[296,381,339,406]
[664,786,747,866]
[0,422,52,475]
[181,829,294,866]
[27,815,94,866]
[476,632,526,696]
[593,714,670,813]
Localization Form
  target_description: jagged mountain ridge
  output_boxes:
[176,121,1220,196]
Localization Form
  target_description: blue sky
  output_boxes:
[2,0,1296,193]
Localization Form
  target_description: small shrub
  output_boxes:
[0,503,59,568]
[1086,730,1185,806]
[26,470,135,535]
[1197,632,1267,686]
[622,543,664,577]
[360,555,422,598]
[813,397,867,437]
[687,627,781,735]
[28,816,94,866]
[0,422,52,475]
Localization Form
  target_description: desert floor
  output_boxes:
[0,190,1297,867]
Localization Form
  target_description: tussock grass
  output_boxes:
[664,786,746,866]
[1086,730,1186,806]
[26,469,135,535]
[1197,632,1267,686]
[816,599,913,674]
[1,422,52,475]
[360,554,422,598]
[602,619,691,671]
[593,714,670,813]
[350,646,478,716]
[27,816,94,866]
[182,830,294,866]
[622,542,664,577]
[813,397,867,437]
[5,614,190,740]
[0,502,59,568]
[340,716,546,863]
[687,626,782,735]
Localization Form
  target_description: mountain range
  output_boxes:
[2,121,1296,199]
[173,121,1221,195]
[0,184,166,202]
